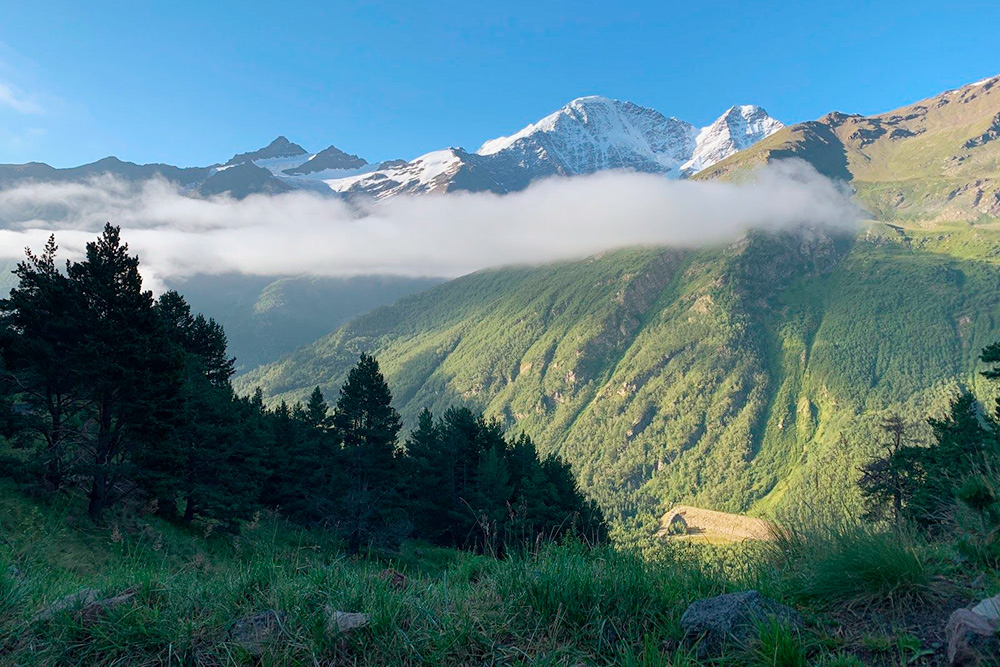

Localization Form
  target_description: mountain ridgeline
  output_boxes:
[239,74,1000,526]
[0,99,781,201]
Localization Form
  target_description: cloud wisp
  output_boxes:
[0,160,860,291]
[0,81,43,114]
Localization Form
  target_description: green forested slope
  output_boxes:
[237,222,1000,526]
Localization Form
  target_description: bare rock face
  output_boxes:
[228,610,287,657]
[680,590,802,658]
[946,608,998,666]
[324,606,370,635]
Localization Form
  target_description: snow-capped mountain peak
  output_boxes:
[308,97,782,201]
[475,96,698,178]
[682,105,784,174]
[477,95,616,156]
[283,145,368,176]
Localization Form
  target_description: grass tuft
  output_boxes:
[751,618,806,667]
[768,521,932,608]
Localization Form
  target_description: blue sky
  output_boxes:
[1,0,998,168]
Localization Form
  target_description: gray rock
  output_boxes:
[971,593,1000,621]
[32,588,100,623]
[324,606,369,635]
[228,610,287,656]
[946,608,998,666]
[680,590,802,658]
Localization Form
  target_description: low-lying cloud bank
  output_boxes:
[0,160,860,291]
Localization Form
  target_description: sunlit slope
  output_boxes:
[237,223,1000,522]
[699,75,1000,222]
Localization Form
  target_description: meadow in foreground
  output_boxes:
[2,480,995,667]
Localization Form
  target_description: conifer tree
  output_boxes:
[858,415,910,522]
[304,386,331,430]
[333,354,402,552]
[0,236,85,489]
[68,224,182,519]
[137,291,253,525]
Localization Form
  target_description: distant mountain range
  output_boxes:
[0,99,782,200]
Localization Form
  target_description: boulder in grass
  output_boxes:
[379,568,408,591]
[324,606,369,635]
[680,590,802,658]
[946,608,998,666]
[78,588,137,624]
[228,610,287,657]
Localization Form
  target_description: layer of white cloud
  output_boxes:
[0,160,860,292]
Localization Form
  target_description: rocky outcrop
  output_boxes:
[680,590,802,658]
[946,608,998,666]
[324,607,369,634]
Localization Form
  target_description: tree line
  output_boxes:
[0,225,606,553]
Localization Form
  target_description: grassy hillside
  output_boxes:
[237,221,1000,526]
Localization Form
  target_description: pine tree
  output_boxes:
[332,354,402,552]
[136,291,254,526]
[858,415,910,522]
[401,409,449,539]
[0,236,86,489]
[68,224,182,519]
[304,387,331,430]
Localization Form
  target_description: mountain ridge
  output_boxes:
[697,73,1000,221]
[0,97,781,200]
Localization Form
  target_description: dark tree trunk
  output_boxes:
[182,496,196,523]
[88,474,106,520]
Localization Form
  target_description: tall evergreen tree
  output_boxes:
[0,236,86,489]
[68,224,182,519]
[858,415,911,522]
[137,291,254,525]
[304,386,331,430]
[332,354,402,552]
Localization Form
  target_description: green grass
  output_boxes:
[752,618,806,667]
[0,480,986,665]
[0,481,726,665]
[768,521,932,608]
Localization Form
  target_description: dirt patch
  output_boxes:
[657,505,776,543]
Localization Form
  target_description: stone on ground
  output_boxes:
[324,606,370,635]
[228,610,287,656]
[680,590,802,658]
[946,605,1000,666]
